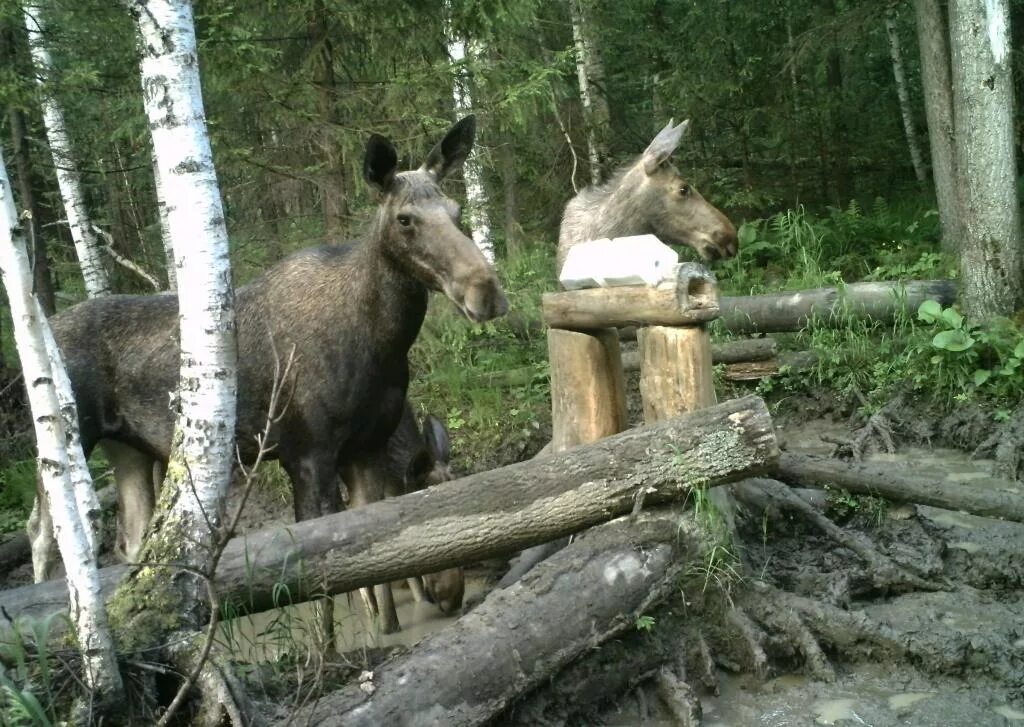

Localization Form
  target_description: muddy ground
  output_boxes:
[2,382,1023,726]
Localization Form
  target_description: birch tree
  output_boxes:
[568,0,610,184]
[948,0,1023,319]
[152,151,176,290]
[109,2,238,715]
[885,6,926,184]
[445,1,494,262]
[914,0,962,251]
[23,3,111,299]
[0,147,123,712]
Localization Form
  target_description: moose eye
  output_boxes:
[397,214,412,227]
[679,184,691,197]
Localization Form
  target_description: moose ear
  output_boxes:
[421,115,476,181]
[642,118,691,175]
[422,414,451,465]
[364,133,399,192]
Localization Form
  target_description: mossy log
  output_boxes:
[0,396,778,629]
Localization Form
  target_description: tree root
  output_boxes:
[653,665,702,726]
[974,401,1024,481]
[734,478,945,593]
[834,392,904,460]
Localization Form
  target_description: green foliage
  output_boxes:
[634,614,656,632]
[0,460,37,534]
[0,615,63,727]
[408,245,554,472]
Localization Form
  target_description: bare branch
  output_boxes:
[91,224,161,291]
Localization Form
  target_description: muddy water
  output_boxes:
[217,576,489,662]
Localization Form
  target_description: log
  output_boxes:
[548,328,628,451]
[638,327,715,421]
[718,279,956,334]
[777,453,1024,523]
[483,338,778,388]
[292,511,700,726]
[0,396,779,628]
[720,351,818,381]
[543,263,719,330]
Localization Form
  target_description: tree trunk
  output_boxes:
[112,0,237,649]
[885,6,927,184]
[3,395,779,627]
[23,3,112,299]
[948,0,1023,318]
[446,2,495,262]
[308,0,348,242]
[292,511,698,726]
[152,150,176,290]
[914,0,962,251]
[498,141,521,258]
[0,147,123,708]
[718,279,957,333]
[568,0,610,184]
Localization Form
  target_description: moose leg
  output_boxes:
[284,449,344,653]
[342,451,404,634]
[101,441,159,563]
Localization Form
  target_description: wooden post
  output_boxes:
[548,328,628,451]
[637,325,716,421]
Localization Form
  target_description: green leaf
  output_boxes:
[917,299,942,324]
[1014,340,1024,359]
[738,223,759,247]
[973,369,992,386]
[932,329,974,351]
[940,307,964,329]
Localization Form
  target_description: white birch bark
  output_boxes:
[885,7,927,184]
[444,3,494,262]
[23,4,111,298]
[152,150,176,290]
[0,149,122,702]
[914,0,962,251]
[130,0,237,580]
[948,0,1023,318]
[568,0,610,184]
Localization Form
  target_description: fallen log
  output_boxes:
[0,396,778,628]
[720,351,818,381]
[777,452,1024,523]
[292,511,700,726]
[718,279,956,334]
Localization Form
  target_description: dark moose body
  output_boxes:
[33,117,506,632]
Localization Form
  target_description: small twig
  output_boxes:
[91,224,161,291]
[549,85,580,194]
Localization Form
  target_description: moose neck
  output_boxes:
[583,162,654,240]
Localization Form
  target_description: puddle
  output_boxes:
[218,576,488,662]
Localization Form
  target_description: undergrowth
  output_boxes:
[713,198,1023,419]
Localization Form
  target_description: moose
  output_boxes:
[557,118,738,270]
[383,405,464,616]
[29,116,505,634]
[500,118,739,590]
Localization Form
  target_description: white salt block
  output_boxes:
[559,234,679,290]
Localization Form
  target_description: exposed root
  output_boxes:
[973,401,1024,481]
[692,631,719,695]
[835,392,903,460]
[738,478,945,592]
[744,589,835,683]
[194,654,265,727]
[725,606,769,679]
[653,665,702,726]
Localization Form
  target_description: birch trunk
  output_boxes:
[0,148,123,706]
[445,2,495,262]
[152,150,176,290]
[568,0,610,184]
[948,0,1023,318]
[23,4,111,299]
[914,0,962,251]
[113,0,237,642]
[885,7,927,184]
